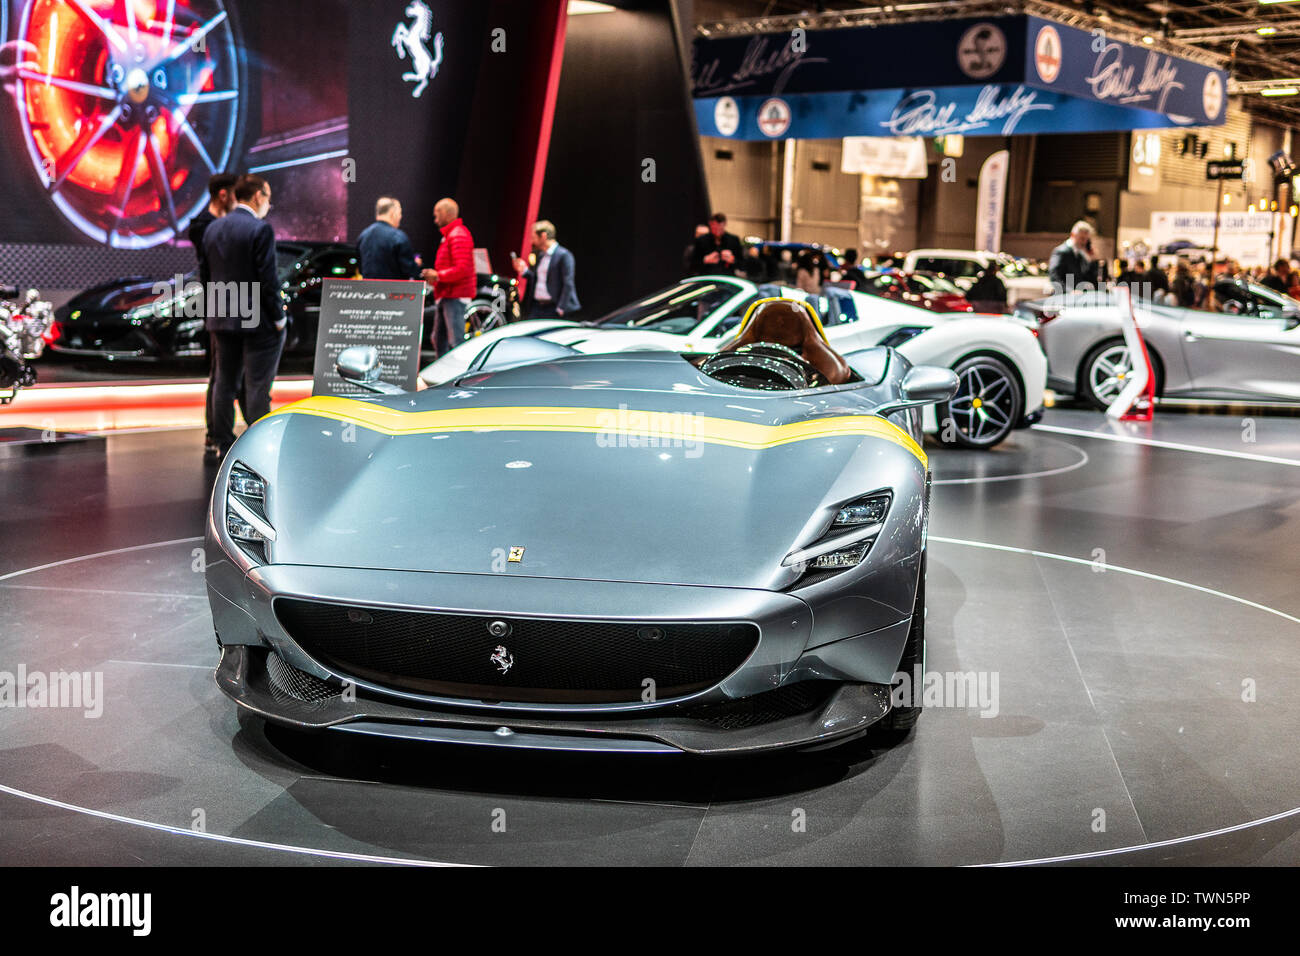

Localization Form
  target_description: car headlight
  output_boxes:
[226,463,275,563]
[785,492,892,577]
[833,494,890,527]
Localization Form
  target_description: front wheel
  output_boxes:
[937,354,1023,449]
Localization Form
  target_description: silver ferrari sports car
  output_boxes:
[1017,278,1300,408]
[206,301,958,755]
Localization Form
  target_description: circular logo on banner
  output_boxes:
[1034,25,1062,83]
[1203,73,1224,121]
[957,23,1007,80]
[714,96,740,137]
[757,97,792,138]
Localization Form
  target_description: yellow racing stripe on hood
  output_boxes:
[267,396,927,465]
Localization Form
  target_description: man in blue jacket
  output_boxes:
[357,197,422,280]
[202,174,287,456]
[513,220,580,320]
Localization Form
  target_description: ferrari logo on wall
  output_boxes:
[391,0,445,98]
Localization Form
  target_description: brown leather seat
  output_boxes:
[720,299,851,385]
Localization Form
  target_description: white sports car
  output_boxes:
[421,276,1047,448]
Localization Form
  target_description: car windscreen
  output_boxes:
[594,281,734,334]
[911,257,983,279]
[1228,279,1298,317]
[906,274,962,295]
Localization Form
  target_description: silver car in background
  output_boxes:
[1016,278,1300,408]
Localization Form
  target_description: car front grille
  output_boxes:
[274,598,761,705]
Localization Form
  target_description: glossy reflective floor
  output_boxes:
[1,409,1298,866]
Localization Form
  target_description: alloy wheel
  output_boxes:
[941,356,1022,449]
[15,0,241,248]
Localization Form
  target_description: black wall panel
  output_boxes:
[539,1,710,317]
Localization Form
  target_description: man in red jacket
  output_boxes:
[421,197,476,356]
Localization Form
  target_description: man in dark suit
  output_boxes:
[1048,220,1100,293]
[202,174,287,456]
[189,172,239,460]
[357,196,422,280]
[691,212,743,275]
[513,220,580,320]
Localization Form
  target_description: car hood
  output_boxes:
[235,354,926,590]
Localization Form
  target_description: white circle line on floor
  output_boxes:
[929,536,1300,626]
[3,538,1295,866]
[1032,422,1300,467]
[0,536,204,582]
[933,439,1089,485]
[934,535,1300,865]
[0,783,471,867]
[976,802,1300,867]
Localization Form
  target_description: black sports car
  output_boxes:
[51,243,520,362]
[50,242,361,361]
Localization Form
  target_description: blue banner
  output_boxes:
[696,85,1195,141]
[692,17,1028,99]
[1022,16,1226,127]
[691,14,1227,139]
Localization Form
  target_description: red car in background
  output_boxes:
[855,271,974,312]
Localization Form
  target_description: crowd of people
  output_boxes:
[688,213,1300,318]
[193,171,581,461]
[1115,252,1300,308]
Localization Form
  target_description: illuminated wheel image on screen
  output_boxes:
[14,0,242,248]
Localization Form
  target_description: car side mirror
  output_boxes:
[1286,314,1300,331]
[336,345,404,394]
[875,365,960,416]
[901,365,960,404]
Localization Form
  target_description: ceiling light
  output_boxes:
[1142,35,1155,44]
[1257,26,1278,35]
[1262,87,1300,95]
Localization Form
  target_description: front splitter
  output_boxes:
[217,645,893,757]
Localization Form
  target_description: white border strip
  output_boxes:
[1033,422,1300,468]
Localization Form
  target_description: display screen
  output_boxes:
[0,0,349,249]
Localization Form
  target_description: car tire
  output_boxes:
[1079,337,1163,411]
[873,554,925,741]
[937,354,1023,450]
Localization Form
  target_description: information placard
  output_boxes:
[312,278,426,396]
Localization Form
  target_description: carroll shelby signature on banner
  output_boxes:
[692,34,826,97]
[1086,41,1184,112]
[881,85,1053,138]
